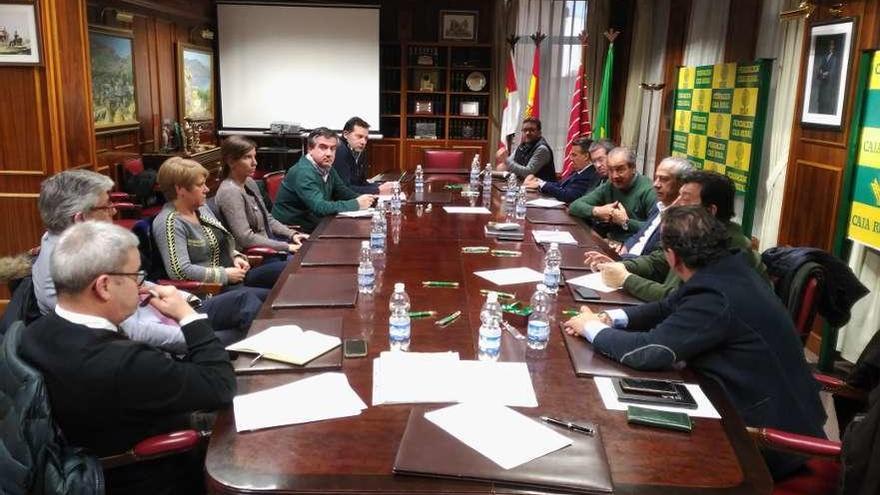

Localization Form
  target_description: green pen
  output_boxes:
[409,310,437,319]
[563,309,580,317]
[462,246,490,254]
[435,310,462,327]
[491,249,522,257]
[479,289,516,300]
[422,281,460,288]
[398,171,407,182]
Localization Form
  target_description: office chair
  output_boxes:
[423,149,464,170]
[205,197,288,267]
[263,170,286,203]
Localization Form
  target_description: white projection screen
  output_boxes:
[217,3,380,131]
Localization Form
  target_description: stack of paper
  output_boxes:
[565,272,617,293]
[233,372,367,432]
[526,198,566,208]
[226,325,341,365]
[337,209,375,218]
[443,206,492,214]
[532,230,578,245]
[593,377,720,418]
[372,352,538,407]
[425,402,572,470]
[473,267,544,286]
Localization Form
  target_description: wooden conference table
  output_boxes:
[205,172,773,495]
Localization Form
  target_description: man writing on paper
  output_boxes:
[494,117,556,181]
[272,127,374,232]
[563,206,826,481]
[332,116,397,194]
[521,137,604,204]
[21,221,236,494]
[569,147,656,242]
[585,171,766,302]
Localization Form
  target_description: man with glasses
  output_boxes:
[21,221,235,494]
[32,170,260,352]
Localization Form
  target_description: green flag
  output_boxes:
[593,41,614,139]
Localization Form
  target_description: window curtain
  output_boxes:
[753,0,804,249]
[837,244,880,362]
[619,0,670,176]
[513,0,589,172]
[682,0,729,66]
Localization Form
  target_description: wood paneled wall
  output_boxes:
[778,0,880,250]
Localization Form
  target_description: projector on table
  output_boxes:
[268,121,301,134]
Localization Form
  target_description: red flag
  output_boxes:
[560,63,592,177]
[523,43,541,119]
[498,49,521,151]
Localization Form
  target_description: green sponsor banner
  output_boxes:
[846,50,880,250]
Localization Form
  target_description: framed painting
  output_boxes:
[800,18,856,129]
[439,10,478,42]
[177,43,214,122]
[89,26,138,129]
[0,2,41,65]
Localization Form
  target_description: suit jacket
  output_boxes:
[539,165,602,204]
[622,203,662,256]
[332,139,378,194]
[592,252,826,479]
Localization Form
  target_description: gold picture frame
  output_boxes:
[177,42,214,122]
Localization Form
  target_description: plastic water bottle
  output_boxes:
[482,163,493,191]
[527,284,551,349]
[414,164,424,191]
[370,210,386,254]
[388,283,411,351]
[470,157,481,189]
[478,291,503,361]
[357,241,375,294]
[543,242,562,294]
[515,186,527,219]
[505,174,518,206]
[390,182,402,215]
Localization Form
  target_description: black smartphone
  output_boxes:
[619,378,679,396]
[343,338,368,358]
[574,286,601,301]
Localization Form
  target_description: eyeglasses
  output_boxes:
[108,270,146,286]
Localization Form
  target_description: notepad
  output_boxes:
[337,209,375,218]
[474,267,544,286]
[532,230,578,245]
[565,272,617,293]
[526,198,566,208]
[226,325,341,366]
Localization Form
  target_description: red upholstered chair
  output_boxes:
[747,427,841,495]
[263,170,286,203]
[424,149,465,170]
[100,429,208,469]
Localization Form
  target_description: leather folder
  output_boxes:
[525,208,577,226]
[317,219,372,239]
[560,325,683,380]
[394,406,613,494]
[410,190,452,204]
[562,269,642,306]
[558,245,590,271]
[231,316,344,374]
[271,272,358,309]
[300,239,363,266]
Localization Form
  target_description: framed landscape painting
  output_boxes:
[178,43,214,122]
[89,26,138,129]
[0,2,41,65]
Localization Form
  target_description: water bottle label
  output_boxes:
[358,272,375,287]
[478,333,501,355]
[527,320,550,341]
[389,318,411,340]
[370,233,385,250]
[543,271,560,288]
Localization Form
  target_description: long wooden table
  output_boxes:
[205,175,773,494]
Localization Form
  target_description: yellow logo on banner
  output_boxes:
[704,160,725,173]
[707,113,731,139]
[870,51,880,90]
[692,89,711,113]
[688,134,707,159]
[672,150,688,159]
[858,127,880,169]
[872,178,880,205]
[679,67,694,89]
[848,202,880,248]
[726,141,752,171]
[675,110,692,133]
[733,88,758,116]
[712,63,737,89]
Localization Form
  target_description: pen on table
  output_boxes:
[540,416,595,436]
[139,289,159,307]
[462,246,490,253]
[491,249,522,257]
[409,310,437,319]
[480,289,516,300]
[422,281,460,288]
[563,309,580,317]
[435,310,462,327]
[398,171,407,182]
[248,353,264,367]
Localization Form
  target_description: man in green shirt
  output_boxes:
[271,127,374,232]
[586,170,767,302]
[568,147,656,242]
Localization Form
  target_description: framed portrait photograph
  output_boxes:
[801,18,855,129]
[440,10,478,42]
[0,2,41,65]
[89,26,138,129]
[460,101,479,116]
[177,43,214,122]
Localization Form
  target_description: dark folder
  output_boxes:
[300,239,363,266]
[271,272,358,309]
[394,406,613,494]
[525,208,577,225]
[560,325,683,380]
[231,316,343,374]
[562,269,642,306]
[317,218,371,239]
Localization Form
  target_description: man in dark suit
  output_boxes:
[20,221,236,495]
[522,136,603,203]
[331,116,396,194]
[563,206,826,480]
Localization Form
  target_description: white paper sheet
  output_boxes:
[565,272,617,293]
[526,198,566,208]
[443,206,492,214]
[532,230,578,245]
[372,351,461,405]
[233,372,367,432]
[473,267,545,286]
[226,325,341,365]
[593,377,721,419]
[337,209,375,218]
[454,361,538,407]
[425,403,572,470]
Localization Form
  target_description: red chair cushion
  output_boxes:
[133,430,200,458]
[123,157,144,176]
[424,150,465,170]
[265,172,285,202]
[795,277,819,338]
[773,458,840,495]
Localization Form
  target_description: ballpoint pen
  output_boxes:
[249,353,264,367]
[422,281,460,288]
[398,171,407,182]
[480,289,516,300]
[502,320,525,340]
[462,246,490,253]
[435,310,462,327]
[408,310,437,319]
[563,309,580,317]
[491,249,522,257]
[540,416,595,436]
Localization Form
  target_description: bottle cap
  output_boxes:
[536,283,547,292]
[486,291,498,302]
[550,242,559,249]
[361,240,370,248]
[395,282,405,292]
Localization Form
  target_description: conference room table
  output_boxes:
[205,172,773,495]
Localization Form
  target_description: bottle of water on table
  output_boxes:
[357,240,375,294]
[414,164,424,191]
[515,185,527,220]
[543,242,561,294]
[527,284,551,349]
[389,283,411,351]
[370,209,386,254]
[478,291,502,361]
[390,182,402,215]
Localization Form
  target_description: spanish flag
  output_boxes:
[523,43,541,119]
